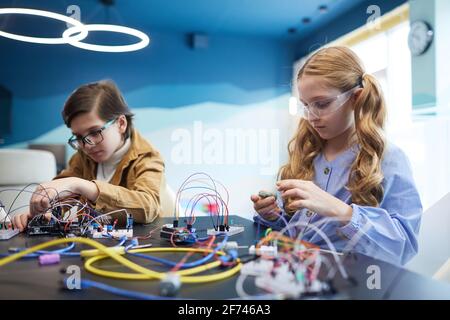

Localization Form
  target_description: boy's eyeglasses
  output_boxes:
[300,86,360,118]
[68,119,116,150]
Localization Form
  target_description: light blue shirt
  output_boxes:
[254,143,422,266]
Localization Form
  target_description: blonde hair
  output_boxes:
[280,46,386,209]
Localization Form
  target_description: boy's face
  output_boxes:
[298,75,356,141]
[70,110,127,163]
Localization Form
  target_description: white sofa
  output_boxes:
[0,149,56,219]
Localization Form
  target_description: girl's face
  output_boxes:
[298,75,358,141]
[70,110,127,163]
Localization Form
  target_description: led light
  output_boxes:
[63,24,150,53]
[0,8,88,44]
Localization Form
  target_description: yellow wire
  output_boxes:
[0,237,242,284]
[84,254,221,279]
[85,247,233,279]
[85,253,241,283]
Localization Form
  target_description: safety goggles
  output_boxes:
[300,86,360,118]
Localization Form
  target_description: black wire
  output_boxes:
[2,184,81,231]
[2,183,52,226]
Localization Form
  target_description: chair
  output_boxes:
[28,144,66,174]
[0,149,56,220]
[159,174,177,218]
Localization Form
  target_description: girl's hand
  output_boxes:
[276,180,353,223]
[250,193,281,221]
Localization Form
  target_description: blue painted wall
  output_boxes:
[0,0,408,146]
[0,0,409,217]
[0,28,295,145]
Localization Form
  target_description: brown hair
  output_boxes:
[62,80,134,140]
[280,46,387,209]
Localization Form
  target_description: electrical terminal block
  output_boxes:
[159,223,196,243]
[241,259,275,276]
[0,228,19,240]
[248,245,278,257]
[207,226,244,237]
[89,227,133,239]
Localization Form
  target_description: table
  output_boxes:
[0,215,449,300]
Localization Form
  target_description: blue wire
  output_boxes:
[79,279,189,300]
[0,242,80,258]
[1,236,127,259]
[116,237,127,247]
[126,233,229,269]
[36,242,76,254]
[195,236,212,242]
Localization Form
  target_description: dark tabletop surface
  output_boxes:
[0,215,449,300]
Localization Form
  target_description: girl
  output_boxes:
[13,80,165,231]
[251,46,422,266]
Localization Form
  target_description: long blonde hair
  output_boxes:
[280,46,386,208]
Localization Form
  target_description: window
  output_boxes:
[290,4,450,210]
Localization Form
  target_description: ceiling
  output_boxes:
[0,0,372,40]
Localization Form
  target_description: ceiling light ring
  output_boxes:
[62,24,150,53]
[0,8,88,44]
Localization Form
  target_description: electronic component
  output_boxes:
[254,264,329,298]
[0,205,10,222]
[159,273,181,297]
[89,227,133,239]
[207,225,245,237]
[39,253,61,266]
[27,217,83,236]
[26,207,134,239]
[126,215,134,229]
[223,241,239,251]
[0,205,18,240]
[159,224,196,243]
[0,228,19,240]
[249,245,278,257]
[241,260,275,276]
[87,213,134,239]
[258,191,276,199]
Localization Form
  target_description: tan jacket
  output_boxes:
[55,129,165,224]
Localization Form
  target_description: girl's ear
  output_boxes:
[117,115,128,135]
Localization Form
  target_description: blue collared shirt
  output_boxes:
[254,143,422,266]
